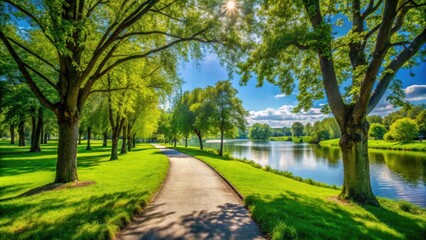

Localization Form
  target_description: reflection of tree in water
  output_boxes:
[369,150,426,184]
[312,145,341,166]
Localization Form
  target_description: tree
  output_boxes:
[209,81,248,156]
[369,123,387,140]
[416,110,426,138]
[385,118,419,142]
[172,92,195,147]
[367,115,383,125]
[240,0,426,205]
[291,122,304,138]
[304,122,313,136]
[0,0,231,183]
[190,88,215,150]
[249,123,271,141]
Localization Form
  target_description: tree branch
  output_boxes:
[23,63,58,91]
[0,30,56,112]
[368,28,426,113]
[150,8,186,22]
[7,36,58,72]
[90,86,132,94]
[362,0,384,19]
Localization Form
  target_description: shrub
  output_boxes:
[386,118,419,142]
[368,123,387,140]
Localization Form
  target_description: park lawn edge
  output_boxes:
[169,145,426,240]
[0,140,169,240]
[320,138,426,151]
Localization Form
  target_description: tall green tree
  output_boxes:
[249,123,272,141]
[239,0,426,205]
[291,122,304,138]
[209,81,248,156]
[0,0,232,183]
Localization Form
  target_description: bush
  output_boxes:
[386,118,419,142]
[369,123,387,140]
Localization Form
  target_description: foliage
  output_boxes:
[291,122,304,138]
[369,123,387,140]
[304,122,313,136]
[415,110,426,137]
[367,115,383,125]
[320,139,426,151]
[249,123,272,141]
[385,118,419,142]
[175,146,426,240]
[0,140,168,239]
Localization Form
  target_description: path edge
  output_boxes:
[114,144,171,240]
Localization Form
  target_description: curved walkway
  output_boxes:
[119,145,264,240]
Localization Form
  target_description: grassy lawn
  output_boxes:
[173,146,426,240]
[320,139,426,151]
[0,139,169,240]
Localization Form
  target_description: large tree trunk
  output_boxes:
[195,129,203,150]
[121,125,127,154]
[18,120,25,146]
[30,108,43,152]
[43,131,48,144]
[55,112,79,183]
[102,130,108,147]
[219,129,224,156]
[86,126,92,150]
[338,119,378,206]
[40,121,44,144]
[10,124,15,144]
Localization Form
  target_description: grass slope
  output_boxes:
[174,146,426,240]
[0,140,168,240]
[320,139,426,151]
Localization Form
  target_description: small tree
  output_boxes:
[249,123,272,141]
[291,122,304,138]
[368,123,387,140]
[304,122,313,136]
[385,118,419,142]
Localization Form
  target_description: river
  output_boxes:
[189,140,426,207]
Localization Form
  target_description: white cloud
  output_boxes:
[274,93,286,98]
[247,105,327,128]
[405,85,426,101]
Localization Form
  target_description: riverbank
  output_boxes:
[320,139,426,151]
[0,140,169,239]
[172,145,426,240]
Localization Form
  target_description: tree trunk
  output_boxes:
[43,131,48,144]
[121,125,127,154]
[78,129,82,145]
[133,133,136,147]
[86,126,92,150]
[30,108,42,152]
[40,121,44,144]
[219,129,224,156]
[111,133,119,160]
[185,136,188,148]
[195,130,203,150]
[338,119,378,206]
[173,137,176,148]
[127,127,132,152]
[10,124,15,144]
[102,130,108,147]
[55,112,79,183]
[18,120,25,146]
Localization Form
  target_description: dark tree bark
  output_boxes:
[127,127,132,152]
[55,111,79,183]
[185,136,188,148]
[10,124,15,144]
[18,120,25,146]
[132,133,136,148]
[40,121,44,144]
[30,108,43,152]
[78,128,83,145]
[43,131,48,144]
[86,126,92,150]
[194,129,203,150]
[121,124,127,154]
[173,137,176,148]
[111,132,119,160]
[219,128,224,156]
[102,130,108,147]
[339,118,376,205]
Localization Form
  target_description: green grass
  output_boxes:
[0,139,169,240]
[172,145,426,240]
[269,136,309,143]
[320,139,426,151]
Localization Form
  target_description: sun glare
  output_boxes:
[223,0,238,14]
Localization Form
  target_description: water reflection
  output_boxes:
[190,140,426,207]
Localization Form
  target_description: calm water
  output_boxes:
[191,140,426,207]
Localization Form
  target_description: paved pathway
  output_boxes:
[119,145,264,240]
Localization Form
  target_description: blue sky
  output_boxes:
[179,54,426,128]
